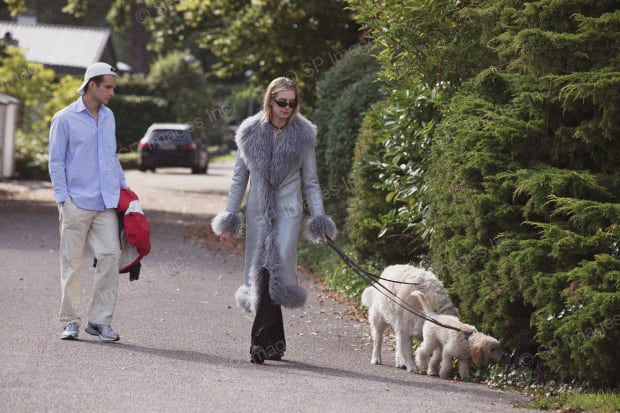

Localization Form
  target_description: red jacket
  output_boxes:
[118,188,151,279]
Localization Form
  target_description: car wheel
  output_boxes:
[192,161,208,174]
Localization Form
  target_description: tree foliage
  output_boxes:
[92,0,360,107]
[0,45,80,178]
[0,46,55,133]
[189,0,360,107]
[148,50,211,124]
[8,0,361,109]
[427,1,620,387]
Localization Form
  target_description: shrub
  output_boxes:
[346,103,416,264]
[108,95,172,152]
[427,1,620,387]
[148,50,211,124]
[115,73,152,96]
[313,45,382,227]
[349,0,620,388]
[14,130,48,179]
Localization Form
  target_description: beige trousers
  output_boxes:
[58,197,120,326]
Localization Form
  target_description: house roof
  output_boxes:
[0,21,115,73]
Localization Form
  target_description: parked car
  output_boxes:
[137,123,208,174]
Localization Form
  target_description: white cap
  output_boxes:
[77,62,118,95]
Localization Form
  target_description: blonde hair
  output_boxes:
[261,77,300,124]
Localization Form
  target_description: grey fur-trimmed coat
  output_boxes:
[211,112,336,312]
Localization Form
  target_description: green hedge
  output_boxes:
[313,45,382,227]
[108,95,173,153]
[428,16,620,387]
[346,104,417,264]
[348,0,620,388]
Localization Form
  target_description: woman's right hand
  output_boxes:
[220,231,234,249]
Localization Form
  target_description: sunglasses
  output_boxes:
[273,99,298,109]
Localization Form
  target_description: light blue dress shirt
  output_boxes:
[48,97,127,211]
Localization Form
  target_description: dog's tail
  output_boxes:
[361,286,375,308]
[410,290,434,315]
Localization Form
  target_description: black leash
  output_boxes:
[325,237,419,285]
[325,237,468,335]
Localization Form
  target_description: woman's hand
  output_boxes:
[319,232,334,244]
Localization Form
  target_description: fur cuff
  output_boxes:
[304,215,337,243]
[211,212,242,236]
[235,274,308,312]
[234,284,253,313]
[270,279,307,309]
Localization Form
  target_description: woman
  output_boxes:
[211,77,336,363]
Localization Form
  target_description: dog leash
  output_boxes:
[325,237,468,335]
[325,237,419,285]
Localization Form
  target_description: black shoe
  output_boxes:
[266,352,283,361]
[250,345,266,364]
[250,345,284,363]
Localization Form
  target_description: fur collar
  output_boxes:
[235,112,317,187]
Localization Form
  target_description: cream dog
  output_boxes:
[412,290,503,379]
[361,265,458,372]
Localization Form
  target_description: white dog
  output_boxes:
[412,290,503,379]
[361,264,458,372]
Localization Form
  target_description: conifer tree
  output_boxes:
[429,1,620,386]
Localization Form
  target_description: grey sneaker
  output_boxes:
[61,321,80,340]
[85,322,120,342]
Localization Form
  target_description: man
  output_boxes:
[48,62,127,342]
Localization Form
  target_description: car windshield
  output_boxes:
[150,129,192,145]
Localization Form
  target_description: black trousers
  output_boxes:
[250,268,286,355]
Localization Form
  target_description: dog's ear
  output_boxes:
[409,290,425,311]
[471,344,483,366]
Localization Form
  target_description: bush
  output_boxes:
[427,1,620,387]
[346,0,620,388]
[297,238,367,303]
[118,151,138,170]
[346,103,416,264]
[14,130,48,179]
[313,45,382,227]
[3,46,225,179]
[116,73,152,96]
[108,95,173,152]
[146,51,238,148]
[148,50,211,124]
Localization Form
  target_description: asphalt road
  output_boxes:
[0,161,537,412]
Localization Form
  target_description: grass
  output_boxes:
[298,239,368,303]
[118,149,235,171]
[562,391,619,412]
[118,151,138,169]
[209,151,236,162]
[527,389,620,412]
